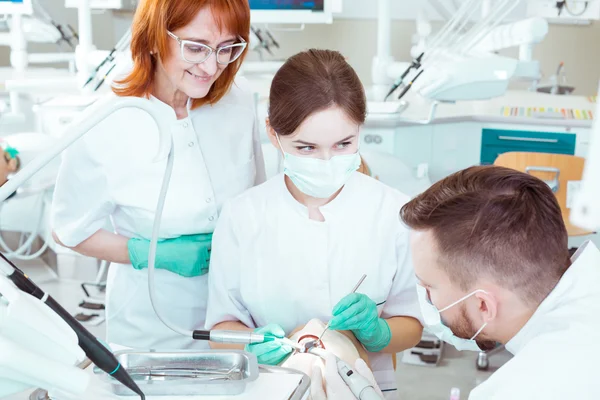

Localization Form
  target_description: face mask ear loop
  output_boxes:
[438,289,488,313]
[275,133,286,155]
[470,321,488,341]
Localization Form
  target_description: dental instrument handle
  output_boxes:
[94,64,117,92]
[0,254,145,400]
[385,52,425,101]
[337,359,383,400]
[192,330,271,345]
[397,70,424,100]
[349,274,368,294]
[318,274,368,341]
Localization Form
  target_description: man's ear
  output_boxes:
[476,290,497,323]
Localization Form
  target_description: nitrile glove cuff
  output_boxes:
[127,238,149,269]
[355,318,391,353]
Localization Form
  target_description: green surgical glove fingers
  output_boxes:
[127,233,212,277]
[329,293,392,352]
[245,324,293,366]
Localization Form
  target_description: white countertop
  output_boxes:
[367,90,596,129]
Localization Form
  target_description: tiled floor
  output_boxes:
[7,258,513,400]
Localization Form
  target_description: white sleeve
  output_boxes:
[205,202,256,329]
[252,102,266,185]
[381,226,424,324]
[51,135,114,247]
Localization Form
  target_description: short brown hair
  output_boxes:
[268,49,366,136]
[400,165,570,306]
[113,0,250,108]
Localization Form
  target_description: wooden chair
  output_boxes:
[357,156,371,176]
[494,152,594,237]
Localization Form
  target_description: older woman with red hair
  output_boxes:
[51,0,264,350]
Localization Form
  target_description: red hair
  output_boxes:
[113,0,250,108]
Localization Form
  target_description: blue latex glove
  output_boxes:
[328,293,391,352]
[245,324,293,366]
[127,233,212,278]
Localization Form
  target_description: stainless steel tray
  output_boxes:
[93,350,259,396]
[259,365,310,400]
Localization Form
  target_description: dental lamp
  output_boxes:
[0,96,174,400]
[384,0,527,102]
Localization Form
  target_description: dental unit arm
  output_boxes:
[385,0,539,102]
[0,272,90,398]
[0,96,175,400]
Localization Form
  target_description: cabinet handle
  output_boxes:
[497,136,559,144]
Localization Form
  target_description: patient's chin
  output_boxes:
[282,352,325,376]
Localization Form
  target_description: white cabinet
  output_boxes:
[429,122,482,182]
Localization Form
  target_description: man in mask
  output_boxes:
[313,165,600,399]
[401,165,600,399]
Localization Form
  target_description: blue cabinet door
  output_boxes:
[480,129,576,165]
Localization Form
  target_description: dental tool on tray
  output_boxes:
[314,274,368,346]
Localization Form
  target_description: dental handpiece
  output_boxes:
[337,358,384,400]
[192,329,275,345]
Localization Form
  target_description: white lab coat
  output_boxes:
[205,172,423,399]
[51,79,266,350]
[469,241,600,400]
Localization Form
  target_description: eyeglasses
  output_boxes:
[167,31,247,65]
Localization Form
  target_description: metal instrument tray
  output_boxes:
[93,350,259,396]
[258,365,310,400]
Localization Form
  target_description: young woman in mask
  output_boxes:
[205,49,423,398]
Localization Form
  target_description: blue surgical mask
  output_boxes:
[276,134,361,199]
[416,284,488,351]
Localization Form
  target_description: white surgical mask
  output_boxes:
[416,284,488,351]
[276,134,361,199]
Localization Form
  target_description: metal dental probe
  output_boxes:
[316,274,368,345]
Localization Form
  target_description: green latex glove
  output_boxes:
[329,293,391,352]
[127,233,213,278]
[4,146,18,159]
[245,324,293,366]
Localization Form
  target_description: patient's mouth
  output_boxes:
[298,334,326,353]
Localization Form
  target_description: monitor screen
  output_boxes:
[249,0,330,24]
[249,0,324,11]
[0,0,33,14]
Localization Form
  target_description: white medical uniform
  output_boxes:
[470,241,600,400]
[51,79,265,350]
[205,172,423,399]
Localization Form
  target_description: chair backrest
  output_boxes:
[494,152,592,237]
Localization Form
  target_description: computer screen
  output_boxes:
[249,0,324,11]
[0,0,33,15]
[250,0,331,24]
